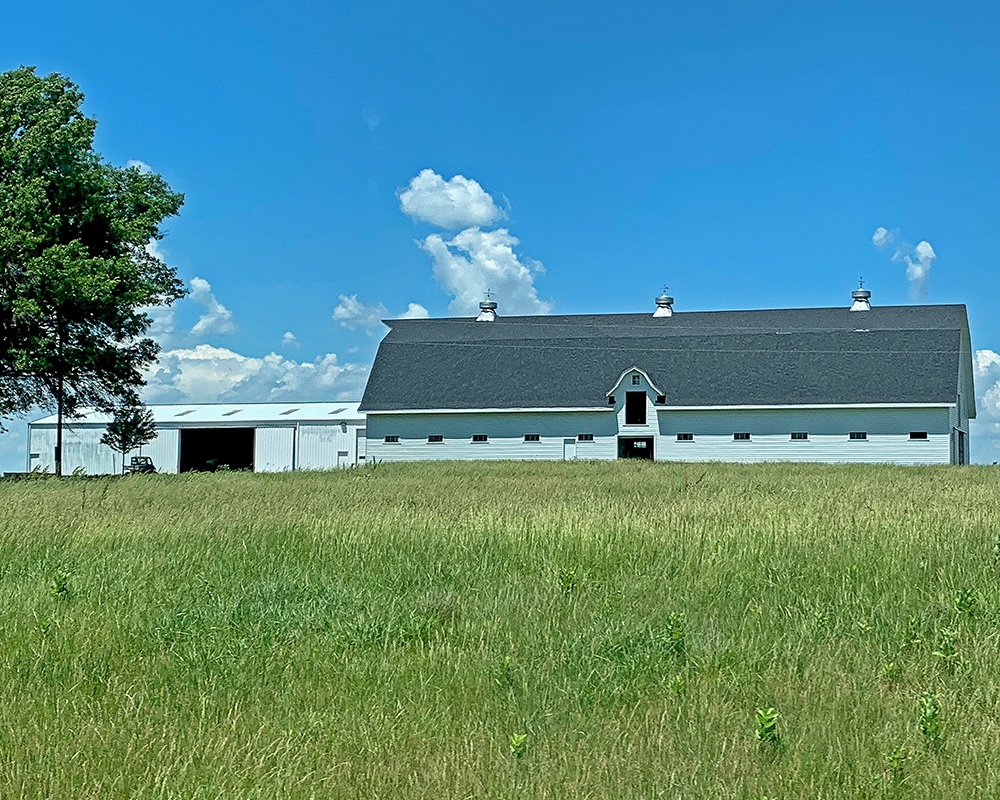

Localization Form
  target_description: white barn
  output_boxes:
[359,290,975,466]
[27,402,366,475]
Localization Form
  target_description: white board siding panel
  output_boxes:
[297,423,357,469]
[656,407,952,465]
[254,427,294,472]
[366,411,617,462]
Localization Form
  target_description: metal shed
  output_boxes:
[27,402,366,475]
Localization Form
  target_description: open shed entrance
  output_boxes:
[618,436,654,460]
[179,428,255,472]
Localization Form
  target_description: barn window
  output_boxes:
[632,375,641,385]
[909,431,928,440]
[676,433,693,442]
[384,435,400,443]
[733,432,751,441]
[578,433,594,442]
[656,394,666,404]
[472,434,488,443]
[791,432,808,440]
[625,392,646,425]
[608,396,616,405]
[524,434,540,442]
[849,431,867,440]
[428,435,443,443]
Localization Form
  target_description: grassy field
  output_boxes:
[1,461,999,798]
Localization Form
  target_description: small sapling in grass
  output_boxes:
[508,733,527,758]
[931,627,959,672]
[881,661,903,684]
[755,707,781,746]
[662,611,687,659]
[558,567,579,594]
[882,745,912,787]
[669,673,686,698]
[900,615,922,652]
[955,588,979,618]
[50,572,71,600]
[919,691,943,751]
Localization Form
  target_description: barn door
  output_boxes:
[563,438,577,460]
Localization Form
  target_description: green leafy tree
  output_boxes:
[0,66,185,474]
[101,404,157,471]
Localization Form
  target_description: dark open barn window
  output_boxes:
[625,392,646,425]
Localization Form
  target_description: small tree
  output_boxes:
[101,405,157,472]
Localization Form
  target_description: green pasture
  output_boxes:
[0,461,998,798]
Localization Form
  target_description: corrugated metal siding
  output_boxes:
[27,426,180,474]
[297,423,357,469]
[254,427,294,472]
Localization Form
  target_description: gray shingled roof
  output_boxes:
[359,305,972,413]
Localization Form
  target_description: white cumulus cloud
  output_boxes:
[189,277,237,335]
[399,169,505,229]
[419,227,553,316]
[398,303,430,319]
[872,226,895,249]
[143,345,369,404]
[126,159,152,173]
[333,295,388,334]
[281,331,300,348]
[971,349,1000,463]
[872,227,936,297]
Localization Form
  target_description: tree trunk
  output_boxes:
[55,373,63,477]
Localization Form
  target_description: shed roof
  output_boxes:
[359,305,974,414]
[30,402,364,427]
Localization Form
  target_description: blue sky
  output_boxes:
[3,0,1000,467]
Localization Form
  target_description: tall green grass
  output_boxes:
[0,461,998,798]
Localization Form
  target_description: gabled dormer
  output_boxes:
[606,367,663,427]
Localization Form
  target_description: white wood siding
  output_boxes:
[366,405,954,465]
[657,407,951,464]
[366,411,617,462]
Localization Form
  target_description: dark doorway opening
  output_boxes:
[618,437,654,460]
[179,428,255,472]
[625,392,647,425]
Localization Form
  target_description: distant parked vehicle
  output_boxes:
[124,456,156,475]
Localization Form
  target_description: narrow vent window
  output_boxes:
[578,433,594,442]
[222,409,241,416]
[524,434,540,442]
[791,432,808,441]
[608,396,615,405]
[428,435,443,443]
[733,432,750,441]
[676,433,693,442]
[909,431,928,440]
[280,408,300,416]
[175,409,195,417]
[328,407,346,415]
[849,431,867,441]
[384,435,400,443]
[472,434,488,443]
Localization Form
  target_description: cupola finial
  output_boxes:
[850,277,872,312]
[477,288,498,321]
[653,286,674,318]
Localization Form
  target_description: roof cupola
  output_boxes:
[653,287,674,318]
[476,291,498,322]
[850,278,871,312]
